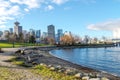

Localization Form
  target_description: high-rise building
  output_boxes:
[29,29,35,36]
[36,30,41,38]
[0,31,3,37]
[41,32,47,39]
[14,21,22,36]
[57,29,63,42]
[2,30,9,40]
[47,25,55,40]
[9,28,13,33]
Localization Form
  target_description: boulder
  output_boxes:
[65,69,73,75]
[50,67,56,71]
[74,73,83,79]
[82,76,89,80]
[40,63,47,67]
[58,69,65,73]
[89,78,100,80]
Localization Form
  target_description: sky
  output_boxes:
[1,0,120,38]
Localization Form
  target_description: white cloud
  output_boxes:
[24,8,29,12]
[10,0,44,9]
[87,19,120,38]
[45,5,54,11]
[0,0,70,29]
[0,25,7,29]
[52,0,69,5]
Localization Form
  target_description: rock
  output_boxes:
[40,63,47,67]
[48,65,52,68]
[65,69,73,75]
[82,76,89,80]
[32,62,38,65]
[101,77,109,80]
[21,50,25,54]
[56,65,62,70]
[58,68,65,73]
[89,78,100,80]
[74,73,83,79]
[50,67,56,71]
[89,73,97,78]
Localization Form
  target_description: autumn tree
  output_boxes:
[60,32,81,45]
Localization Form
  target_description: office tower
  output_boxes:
[29,29,35,36]
[47,25,55,40]
[9,28,13,33]
[14,21,22,36]
[36,30,41,38]
[57,29,63,42]
[22,30,27,39]
[0,31,3,37]
[41,32,47,39]
[2,30,9,40]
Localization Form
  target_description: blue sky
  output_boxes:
[1,0,120,38]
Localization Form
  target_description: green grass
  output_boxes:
[7,57,77,80]
[0,67,23,80]
[32,65,76,80]
[0,43,21,48]
[0,42,52,48]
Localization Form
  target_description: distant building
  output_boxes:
[57,29,63,43]
[1,30,9,40]
[22,30,27,39]
[35,30,41,43]
[29,29,35,36]
[0,31,3,37]
[41,32,47,39]
[36,30,41,38]
[14,21,22,36]
[9,28,13,33]
[47,25,55,40]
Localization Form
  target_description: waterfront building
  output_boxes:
[14,21,22,36]
[22,30,27,39]
[29,29,35,36]
[47,25,55,40]
[57,29,63,43]
[35,30,41,43]
[0,31,3,37]
[9,28,13,33]
[2,30,9,40]
[41,32,47,39]
[36,30,41,38]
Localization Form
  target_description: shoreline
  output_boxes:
[2,46,120,80]
[49,50,120,79]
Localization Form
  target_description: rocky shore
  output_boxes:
[14,47,120,80]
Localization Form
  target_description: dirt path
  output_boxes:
[0,52,43,80]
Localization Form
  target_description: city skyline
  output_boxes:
[1,0,120,38]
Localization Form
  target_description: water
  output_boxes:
[51,47,120,76]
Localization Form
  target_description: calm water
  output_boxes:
[51,47,120,76]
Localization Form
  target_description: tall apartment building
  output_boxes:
[9,28,13,33]
[36,30,41,38]
[47,25,55,40]
[57,29,63,42]
[14,21,22,36]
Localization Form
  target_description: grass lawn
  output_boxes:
[0,43,21,48]
[0,42,52,48]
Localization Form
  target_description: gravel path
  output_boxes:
[0,52,43,80]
